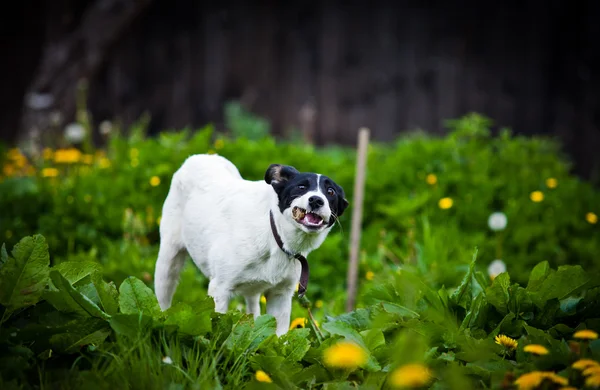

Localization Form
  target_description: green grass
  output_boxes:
[2,111,600,388]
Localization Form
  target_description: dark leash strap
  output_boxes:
[269,210,309,297]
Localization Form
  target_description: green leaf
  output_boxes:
[224,314,277,354]
[291,365,329,388]
[49,327,111,353]
[331,308,372,331]
[527,261,551,292]
[45,270,110,320]
[450,248,478,310]
[0,235,49,314]
[530,265,590,308]
[509,286,533,315]
[486,273,510,315]
[249,354,300,389]
[109,313,154,338]
[460,293,489,331]
[380,302,420,319]
[118,277,160,318]
[360,328,385,352]
[0,243,7,267]
[92,274,119,316]
[52,261,102,286]
[163,300,213,336]
[280,328,311,362]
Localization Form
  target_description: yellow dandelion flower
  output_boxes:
[586,212,598,225]
[82,154,94,164]
[2,164,15,176]
[289,318,307,330]
[260,295,267,304]
[42,148,54,160]
[495,334,518,351]
[41,168,59,178]
[323,342,367,369]
[530,191,544,202]
[389,363,432,388]
[7,148,22,160]
[514,372,547,390]
[315,300,323,309]
[583,366,600,377]
[255,370,272,383]
[426,173,437,185]
[156,216,162,226]
[523,344,549,355]
[131,158,139,167]
[98,157,111,169]
[573,359,600,370]
[150,176,161,187]
[545,373,568,386]
[546,178,558,189]
[438,197,453,210]
[586,375,600,387]
[129,148,139,159]
[295,283,299,292]
[54,148,82,164]
[574,329,599,340]
[214,139,225,150]
[365,271,374,281]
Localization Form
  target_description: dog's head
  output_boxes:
[265,164,349,233]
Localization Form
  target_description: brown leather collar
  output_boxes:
[269,210,309,297]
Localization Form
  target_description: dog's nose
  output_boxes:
[308,196,324,209]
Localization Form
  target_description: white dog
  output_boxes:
[154,154,348,335]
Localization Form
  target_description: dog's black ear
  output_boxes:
[338,197,350,218]
[265,164,299,185]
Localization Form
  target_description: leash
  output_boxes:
[269,210,309,297]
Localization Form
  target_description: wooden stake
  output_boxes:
[346,127,370,312]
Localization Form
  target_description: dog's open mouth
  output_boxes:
[292,207,325,228]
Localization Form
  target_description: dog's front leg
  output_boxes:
[245,294,261,319]
[266,290,294,336]
[208,279,231,314]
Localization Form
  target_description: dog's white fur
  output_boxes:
[154,154,333,335]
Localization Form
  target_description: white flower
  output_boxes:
[488,212,507,231]
[49,111,63,127]
[162,356,173,364]
[488,259,507,280]
[99,120,113,136]
[26,92,54,110]
[64,123,86,144]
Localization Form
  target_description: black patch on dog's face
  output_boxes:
[265,164,349,226]
[318,175,349,226]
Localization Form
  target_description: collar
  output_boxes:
[269,210,309,297]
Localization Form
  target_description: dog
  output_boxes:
[154,154,348,335]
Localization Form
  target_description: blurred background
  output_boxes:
[2,0,600,181]
[1,0,600,315]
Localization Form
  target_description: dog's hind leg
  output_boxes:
[155,245,186,311]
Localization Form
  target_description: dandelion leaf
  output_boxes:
[0,235,49,313]
[45,270,110,320]
[118,276,160,318]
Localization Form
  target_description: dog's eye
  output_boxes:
[327,187,336,196]
[297,184,306,190]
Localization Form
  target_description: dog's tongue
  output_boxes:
[305,213,322,225]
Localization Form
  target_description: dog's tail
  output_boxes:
[154,167,188,310]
